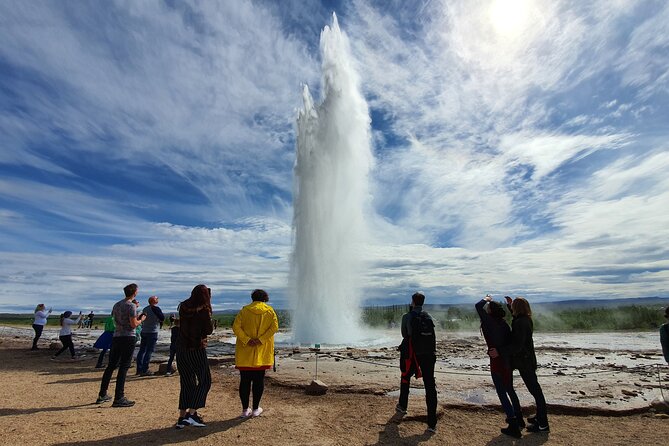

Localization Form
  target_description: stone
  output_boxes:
[305,379,328,396]
[158,362,175,375]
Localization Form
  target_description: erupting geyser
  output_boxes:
[290,14,374,344]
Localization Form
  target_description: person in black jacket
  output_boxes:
[489,296,549,433]
[476,295,523,438]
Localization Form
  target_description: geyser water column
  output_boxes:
[291,14,374,344]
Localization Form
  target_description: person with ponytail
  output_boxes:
[51,310,82,360]
[31,304,52,350]
[174,284,214,429]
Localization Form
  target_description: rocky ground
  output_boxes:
[1,326,668,445]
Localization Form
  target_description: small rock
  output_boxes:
[595,356,605,360]
[622,389,638,397]
[655,413,669,419]
[305,379,328,396]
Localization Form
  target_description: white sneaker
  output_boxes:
[240,408,252,418]
[252,407,263,417]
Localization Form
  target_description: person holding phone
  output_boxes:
[51,310,83,360]
[96,283,146,407]
[31,304,52,350]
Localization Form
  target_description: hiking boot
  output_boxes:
[111,397,135,408]
[175,417,189,430]
[252,407,263,417]
[395,404,407,415]
[240,408,252,418]
[526,422,550,433]
[501,419,522,438]
[95,394,112,404]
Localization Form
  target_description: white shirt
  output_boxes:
[34,310,51,326]
[59,315,82,336]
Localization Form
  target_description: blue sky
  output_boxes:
[1,0,668,313]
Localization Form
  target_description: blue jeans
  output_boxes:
[491,372,522,421]
[136,332,158,374]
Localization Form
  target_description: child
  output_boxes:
[165,317,179,376]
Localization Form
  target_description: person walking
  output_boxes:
[31,304,52,350]
[476,295,523,438]
[174,285,214,429]
[490,296,549,433]
[93,313,115,368]
[661,306,669,366]
[51,311,82,360]
[232,289,279,419]
[396,292,438,433]
[96,283,146,407]
[136,295,165,376]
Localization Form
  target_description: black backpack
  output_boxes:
[411,311,436,356]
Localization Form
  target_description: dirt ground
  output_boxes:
[1,336,668,446]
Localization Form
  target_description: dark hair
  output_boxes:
[183,284,212,312]
[665,306,669,318]
[124,283,138,298]
[488,301,506,319]
[60,311,72,326]
[411,292,425,306]
[251,289,269,302]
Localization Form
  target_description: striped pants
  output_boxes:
[176,347,211,410]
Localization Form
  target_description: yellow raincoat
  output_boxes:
[232,301,279,368]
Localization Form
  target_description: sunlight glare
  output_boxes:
[489,0,531,36]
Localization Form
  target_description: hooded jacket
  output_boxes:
[232,301,279,369]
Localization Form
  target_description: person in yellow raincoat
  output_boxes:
[232,289,279,418]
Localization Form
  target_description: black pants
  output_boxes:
[239,370,266,410]
[32,324,44,349]
[99,336,136,400]
[176,348,211,411]
[398,353,437,429]
[54,335,75,358]
[518,367,548,425]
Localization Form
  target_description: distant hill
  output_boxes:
[421,296,669,312]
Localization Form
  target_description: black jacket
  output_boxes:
[499,315,537,370]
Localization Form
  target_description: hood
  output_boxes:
[245,301,273,315]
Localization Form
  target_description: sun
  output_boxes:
[489,0,531,36]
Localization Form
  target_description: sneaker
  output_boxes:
[426,426,437,434]
[175,417,189,430]
[252,407,263,417]
[395,404,407,415]
[95,364,105,369]
[240,408,252,418]
[50,356,57,360]
[95,394,112,404]
[111,397,135,408]
[164,371,172,376]
[186,412,206,427]
[526,423,550,433]
[140,371,154,376]
[501,425,522,438]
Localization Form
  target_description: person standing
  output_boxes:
[490,296,549,433]
[96,283,146,407]
[396,292,438,433]
[31,304,52,350]
[88,311,95,329]
[661,306,669,365]
[175,285,214,429]
[94,313,115,368]
[136,295,165,376]
[476,295,523,438]
[51,311,83,360]
[232,289,279,419]
[165,317,180,376]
